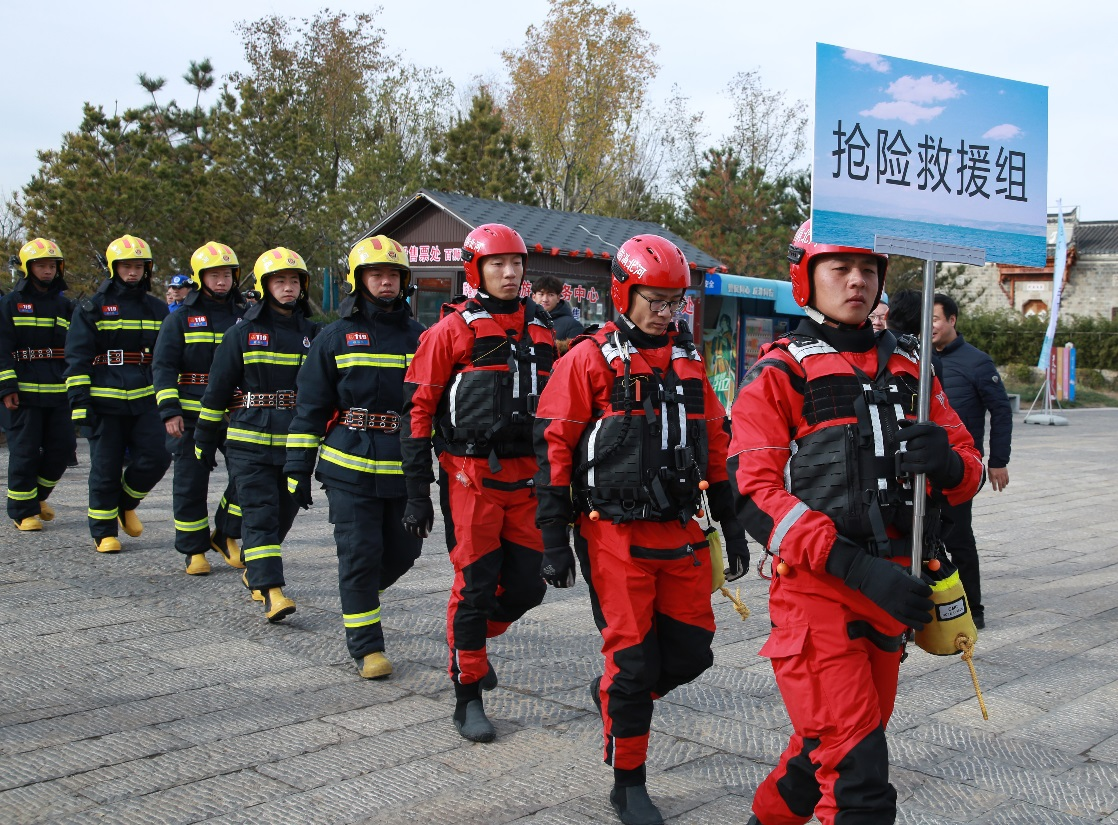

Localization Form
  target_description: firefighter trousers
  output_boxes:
[441,454,546,686]
[166,426,241,556]
[576,518,715,771]
[751,584,901,825]
[228,450,298,590]
[5,404,75,521]
[326,488,421,659]
[86,410,171,540]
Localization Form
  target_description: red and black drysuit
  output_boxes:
[286,293,424,660]
[535,318,743,779]
[401,293,555,691]
[152,288,245,558]
[194,301,318,591]
[728,319,983,825]
[64,278,171,541]
[0,274,75,522]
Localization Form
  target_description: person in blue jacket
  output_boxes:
[932,293,1012,629]
[285,235,424,679]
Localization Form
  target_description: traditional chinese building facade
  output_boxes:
[950,208,1118,321]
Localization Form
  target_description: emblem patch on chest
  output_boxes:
[103,305,120,316]
[345,332,370,347]
[17,303,33,314]
[248,332,270,347]
[188,315,208,328]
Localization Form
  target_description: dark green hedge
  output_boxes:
[957,310,1118,371]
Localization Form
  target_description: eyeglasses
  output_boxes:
[634,291,685,314]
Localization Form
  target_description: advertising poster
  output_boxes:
[704,307,738,412]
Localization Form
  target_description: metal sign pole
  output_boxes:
[874,236,986,577]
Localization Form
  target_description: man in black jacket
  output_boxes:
[531,274,584,348]
[932,292,1012,629]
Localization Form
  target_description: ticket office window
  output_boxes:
[413,275,453,328]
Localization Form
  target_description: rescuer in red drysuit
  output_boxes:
[728,220,984,825]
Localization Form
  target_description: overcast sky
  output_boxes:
[6,0,1113,221]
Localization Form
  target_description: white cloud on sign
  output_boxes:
[886,74,963,104]
[983,123,1022,140]
[859,101,945,125]
[843,49,890,72]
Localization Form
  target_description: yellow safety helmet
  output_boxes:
[190,242,240,289]
[105,234,153,279]
[346,235,411,297]
[18,237,65,279]
[252,247,309,296]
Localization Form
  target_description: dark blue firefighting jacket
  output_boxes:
[286,294,424,499]
[0,276,73,407]
[152,288,246,425]
[64,278,167,421]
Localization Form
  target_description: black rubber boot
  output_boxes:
[479,663,498,691]
[452,682,495,743]
[609,783,663,825]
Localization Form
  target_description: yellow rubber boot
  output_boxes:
[119,510,143,537]
[357,652,393,679]
[263,588,296,623]
[185,554,212,576]
[242,570,264,602]
[38,501,55,522]
[211,532,245,569]
[95,536,122,553]
[13,516,43,531]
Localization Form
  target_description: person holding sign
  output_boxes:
[534,235,749,825]
[728,221,982,825]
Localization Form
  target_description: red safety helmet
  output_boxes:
[788,219,888,310]
[610,235,690,314]
[461,223,528,290]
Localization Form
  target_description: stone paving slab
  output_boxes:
[1,408,1117,822]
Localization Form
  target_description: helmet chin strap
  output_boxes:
[804,305,866,331]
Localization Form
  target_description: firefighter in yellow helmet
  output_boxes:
[152,242,248,575]
[194,247,319,621]
[64,234,172,553]
[0,239,76,531]
[285,235,424,677]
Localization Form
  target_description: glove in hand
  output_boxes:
[402,496,434,539]
[723,535,750,582]
[827,536,933,628]
[194,442,218,471]
[541,544,576,588]
[897,420,962,487]
[286,472,313,509]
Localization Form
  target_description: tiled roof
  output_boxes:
[373,190,727,272]
[1075,221,1118,255]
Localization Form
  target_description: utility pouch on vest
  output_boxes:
[915,558,978,655]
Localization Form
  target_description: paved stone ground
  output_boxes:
[1,408,1116,824]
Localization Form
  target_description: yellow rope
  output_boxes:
[719,586,750,621]
[955,634,989,720]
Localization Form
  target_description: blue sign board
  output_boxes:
[813,43,1048,266]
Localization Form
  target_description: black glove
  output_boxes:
[402,495,434,539]
[723,534,750,582]
[286,472,313,510]
[896,420,964,488]
[75,408,100,434]
[541,544,576,588]
[194,441,218,471]
[826,536,933,629]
